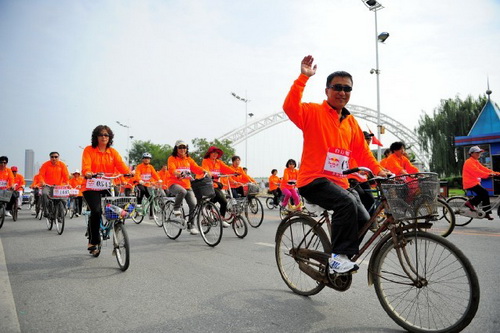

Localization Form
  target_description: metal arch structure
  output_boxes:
[217,104,429,169]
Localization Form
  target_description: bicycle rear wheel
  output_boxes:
[113,221,130,271]
[275,216,330,296]
[162,201,182,240]
[265,197,275,210]
[245,196,264,228]
[131,208,144,224]
[152,197,163,227]
[55,200,65,235]
[417,198,455,237]
[373,231,480,333]
[0,204,5,229]
[447,196,474,226]
[197,201,223,247]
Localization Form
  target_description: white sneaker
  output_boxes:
[173,208,182,216]
[6,211,12,217]
[222,221,231,228]
[189,226,200,235]
[328,254,359,274]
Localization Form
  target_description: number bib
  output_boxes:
[141,173,152,181]
[86,178,111,190]
[0,180,7,190]
[323,147,350,177]
[53,186,70,198]
[211,170,220,180]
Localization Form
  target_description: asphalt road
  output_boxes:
[1,202,499,333]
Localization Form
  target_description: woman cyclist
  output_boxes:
[201,146,234,225]
[81,125,130,256]
[68,169,84,217]
[268,169,281,206]
[167,140,209,235]
[280,159,302,211]
[229,156,256,198]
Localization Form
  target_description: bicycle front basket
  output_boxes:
[101,196,137,220]
[245,183,260,196]
[191,177,215,200]
[0,189,13,203]
[380,173,439,221]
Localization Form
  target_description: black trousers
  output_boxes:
[83,190,108,245]
[211,188,228,217]
[467,185,491,212]
[299,178,370,257]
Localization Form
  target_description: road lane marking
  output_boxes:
[256,242,274,247]
[0,237,21,333]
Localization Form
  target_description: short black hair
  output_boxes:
[390,141,405,153]
[49,152,59,156]
[91,125,114,148]
[286,159,297,168]
[326,71,353,87]
[271,169,277,174]
[0,156,8,163]
[231,155,240,162]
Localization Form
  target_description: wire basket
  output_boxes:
[245,183,260,196]
[380,173,439,221]
[101,196,137,221]
[191,177,215,200]
[0,189,13,203]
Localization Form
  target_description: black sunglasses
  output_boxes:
[50,155,59,158]
[177,146,187,149]
[98,134,110,137]
[329,84,352,93]
[0,161,6,164]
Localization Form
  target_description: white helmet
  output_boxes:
[142,152,152,159]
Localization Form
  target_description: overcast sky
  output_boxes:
[1,0,499,178]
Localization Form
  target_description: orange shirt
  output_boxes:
[167,155,205,189]
[383,153,419,176]
[268,174,280,191]
[283,74,382,189]
[229,166,254,189]
[38,160,70,186]
[379,157,389,169]
[158,169,171,189]
[201,158,234,188]
[13,173,25,191]
[0,168,14,189]
[135,163,161,185]
[31,174,42,188]
[462,157,498,189]
[346,158,368,183]
[69,176,84,196]
[281,168,299,190]
[81,145,129,191]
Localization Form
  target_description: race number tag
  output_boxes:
[0,180,7,189]
[323,147,350,177]
[53,186,70,198]
[141,173,152,181]
[86,178,111,190]
[69,189,80,196]
[177,167,190,178]
[211,170,220,180]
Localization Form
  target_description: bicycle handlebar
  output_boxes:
[88,173,134,179]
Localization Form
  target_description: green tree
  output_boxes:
[129,140,172,170]
[416,94,488,177]
[190,138,235,165]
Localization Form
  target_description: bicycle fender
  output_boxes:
[366,232,393,286]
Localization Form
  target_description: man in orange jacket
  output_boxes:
[0,156,15,217]
[283,55,389,274]
[38,152,70,217]
[462,146,500,220]
[11,166,25,209]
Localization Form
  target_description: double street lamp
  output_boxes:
[231,91,253,166]
[116,121,132,166]
[363,0,389,160]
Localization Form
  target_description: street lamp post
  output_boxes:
[231,91,251,166]
[363,0,389,160]
[116,121,131,165]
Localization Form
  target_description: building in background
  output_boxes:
[24,149,34,179]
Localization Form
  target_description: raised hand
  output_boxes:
[301,55,317,77]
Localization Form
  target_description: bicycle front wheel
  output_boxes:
[12,199,18,221]
[113,221,130,271]
[46,201,54,230]
[131,208,144,224]
[0,204,5,229]
[265,197,275,210]
[373,231,480,333]
[197,201,223,247]
[55,200,65,235]
[245,196,264,228]
[69,199,76,219]
[275,216,330,296]
[162,201,182,240]
[232,215,248,238]
[447,196,474,226]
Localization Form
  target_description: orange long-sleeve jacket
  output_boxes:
[462,157,499,189]
[268,175,280,191]
[0,168,14,189]
[135,163,161,185]
[229,166,254,189]
[383,154,419,176]
[38,160,70,186]
[31,174,43,188]
[202,158,234,188]
[346,158,368,183]
[81,146,129,191]
[69,176,84,196]
[13,173,25,191]
[158,169,171,189]
[281,168,299,190]
[283,74,382,189]
[167,155,206,189]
